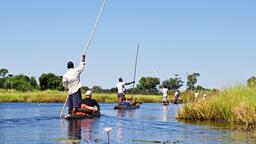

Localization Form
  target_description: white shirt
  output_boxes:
[175,91,179,97]
[116,82,125,94]
[62,62,85,95]
[195,92,199,98]
[161,88,168,97]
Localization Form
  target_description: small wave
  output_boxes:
[0,115,59,125]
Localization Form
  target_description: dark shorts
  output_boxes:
[118,93,124,105]
[67,89,82,108]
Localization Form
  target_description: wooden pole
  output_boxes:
[132,43,139,96]
[83,0,106,55]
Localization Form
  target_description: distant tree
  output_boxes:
[0,77,7,88]
[139,77,160,90]
[138,77,160,94]
[7,74,14,77]
[247,76,256,88]
[110,87,117,93]
[161,74,184,91]
[186,73,200,90]
[92,85,103,93]
[81,86,90,93]
[3,74,37,91]
[0,68,8,78]
[30,77,39,89]
[39,73,63,90]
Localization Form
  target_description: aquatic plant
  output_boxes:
[177,86,256,126]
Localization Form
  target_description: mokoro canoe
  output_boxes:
[113,104,140,110]
[162,102,170,106]
[169,99,185,104]
[64,112,101,120]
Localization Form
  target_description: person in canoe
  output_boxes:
[76,90,100,115]
[116,78,135,106]
[62,54,86,116]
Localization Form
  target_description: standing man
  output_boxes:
[63,54,86,115]
[195,91,199,99]
[174,90,180,104]
[116,78,134,106]
[161,86,169,104]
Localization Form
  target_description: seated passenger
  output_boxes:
[76,90,100,115]
[132,98,141,105]
[121,97,130,107]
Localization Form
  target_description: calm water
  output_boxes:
[0,103,255,144]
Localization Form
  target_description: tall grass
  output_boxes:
[0,89,163,103]
[177,86,256,125]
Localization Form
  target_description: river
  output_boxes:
[0,103,255,144]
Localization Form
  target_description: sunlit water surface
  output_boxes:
[0,103,255,144]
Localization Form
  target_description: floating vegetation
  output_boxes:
[132,139,183,144]
[48,137,81,143]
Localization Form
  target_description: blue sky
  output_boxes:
[0,0,255,90]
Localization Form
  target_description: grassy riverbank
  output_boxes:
[0,89,164,103]
[177,86,256,126]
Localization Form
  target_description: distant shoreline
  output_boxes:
[0,89,163,103]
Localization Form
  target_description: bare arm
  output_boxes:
[77,54,86,73]
[124,81,135,85]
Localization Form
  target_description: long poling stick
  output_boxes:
[132,43,139,97]
[83,0,106,55]
[60,0,106,118]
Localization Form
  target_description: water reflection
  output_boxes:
[67,118,98,143]
[162,105,168,122]
[67,120,81,143]
[116,109,136,143]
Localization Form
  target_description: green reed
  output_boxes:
[177,86,256,126]
[0,89,163,103]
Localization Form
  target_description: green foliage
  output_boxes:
[247,76,256,88]
[30,77,39,89]
[92,85,103,93]
[138,77,160,94]
[0,68,8,78]
[161,74,184,90]
[39,73,63,90]
[80,86,90,93]
[3,74,38,91]
[0,89,163,103]
[139,77,160,89]
[178,86,256,126]
[186,73,200,90]
[0,77,6,88]
[195,85,212,91]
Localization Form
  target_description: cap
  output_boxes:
[85,90,92,96]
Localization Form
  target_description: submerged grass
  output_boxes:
[177,86,256,126]
[0,89,164,103]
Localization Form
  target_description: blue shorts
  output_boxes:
[67,89,82,108]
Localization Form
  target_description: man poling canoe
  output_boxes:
[116,78,135,106]
[59,0,106,118]
[62,55,86,116]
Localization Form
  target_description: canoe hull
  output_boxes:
[113,105,140,110]
[64,112,100,120]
